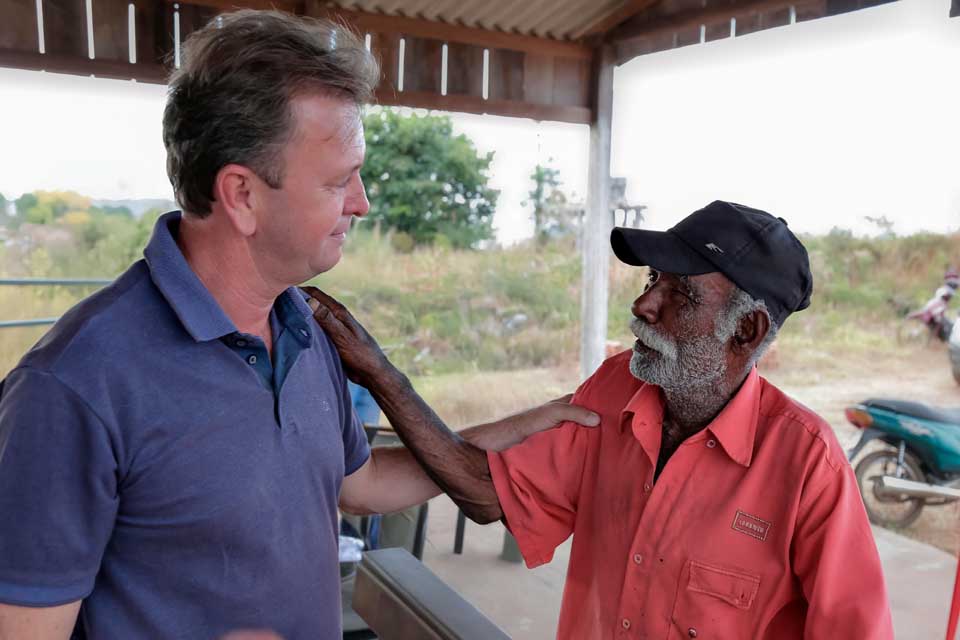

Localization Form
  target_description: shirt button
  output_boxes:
[247,355,258,365]
[643,482,651,492]
[633,553,643,565]
[235,339,247,347]
[621,618,631,630]
[706,439,717,449]
[688,628,698,638]
[299,328,309,338]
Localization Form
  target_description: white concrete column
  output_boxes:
[580,45,615,381]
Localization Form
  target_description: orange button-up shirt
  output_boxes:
[488,351,893,639]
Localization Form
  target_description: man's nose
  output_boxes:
[347,174,370,218]
[632,289,661,325]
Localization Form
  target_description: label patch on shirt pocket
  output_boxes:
[687,560,760,610]
[731,509,771,541]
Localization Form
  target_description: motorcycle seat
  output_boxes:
[865,398,960,426]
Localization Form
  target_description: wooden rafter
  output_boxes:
[0,49,166,82]
[375,88,592,124]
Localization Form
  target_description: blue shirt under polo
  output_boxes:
[0,212,370,639]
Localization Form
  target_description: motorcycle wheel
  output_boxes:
[854,450,926,529]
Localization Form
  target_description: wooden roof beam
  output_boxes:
[608,0,810,47]
[161,0,304,12]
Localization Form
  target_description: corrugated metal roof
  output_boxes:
[327,0,631,41]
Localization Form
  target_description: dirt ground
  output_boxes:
[763,344,960,555]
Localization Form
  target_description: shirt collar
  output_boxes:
[276,288,316,347]
[144,211,236,342]
[143,211,315,345]
[704,368,762,467]
[619,383,666,467]
[618,367,762,468]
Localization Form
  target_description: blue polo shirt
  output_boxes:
[0,212,370,639]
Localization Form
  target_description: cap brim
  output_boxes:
[610,227,717,275]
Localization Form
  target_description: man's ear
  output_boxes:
[733,308,771,354]
[212,163,260,237]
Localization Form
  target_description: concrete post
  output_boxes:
[580,45,615,381]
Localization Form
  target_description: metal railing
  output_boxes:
[0,278,112,328]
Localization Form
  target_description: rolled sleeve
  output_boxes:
[343,409,371,476]
[338,377,370,476]
[0,368,119,606]
[488,420,595,569]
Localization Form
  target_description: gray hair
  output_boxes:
[163,10,380,216]
[715,287,779,370]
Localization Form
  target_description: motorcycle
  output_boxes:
[846,399,960,528]
[896,304,953,346]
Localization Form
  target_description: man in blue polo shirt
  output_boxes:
[0,11,597,640]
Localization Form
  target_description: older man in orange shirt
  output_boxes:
[308,200,893,639]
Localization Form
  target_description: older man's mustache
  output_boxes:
[630,318,678,361]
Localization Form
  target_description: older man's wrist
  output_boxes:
[362,361,411,396]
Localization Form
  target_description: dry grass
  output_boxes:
[412,364,582,428]
[0,285,96,375]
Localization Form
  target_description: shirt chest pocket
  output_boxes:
[669,559,760,640]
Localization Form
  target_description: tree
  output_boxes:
[14,190,92,225]
[525,164,582,246]
[526,164,565,246]
[14,192,38,218]
[361,110,498,249]
[90,205,134,218]
[864,215,895,238]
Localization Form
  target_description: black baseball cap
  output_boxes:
[610,200,812,328]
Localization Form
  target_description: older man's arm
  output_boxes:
[791,457,894,639]
[339,395,592,518]
[303,287,598,524]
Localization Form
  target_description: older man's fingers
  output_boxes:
[305,296,329,319]
[553,402,600,427]
[301,286,345,315]
[313,289,360,328]
[302,286,357,331]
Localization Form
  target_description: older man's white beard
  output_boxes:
[628,318,727,392]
